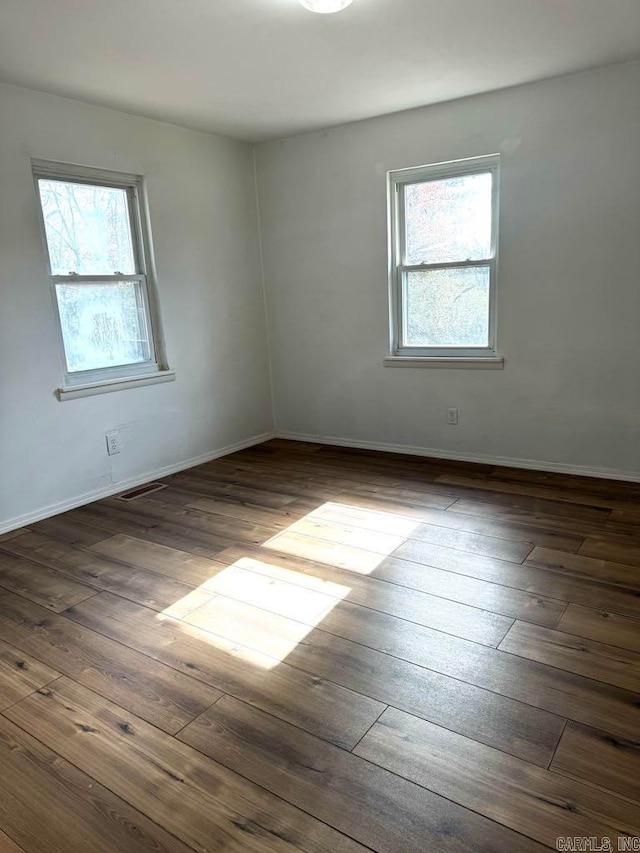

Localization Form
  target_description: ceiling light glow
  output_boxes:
[299,0,355,13]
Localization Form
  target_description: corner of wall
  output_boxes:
[252,145,278,435]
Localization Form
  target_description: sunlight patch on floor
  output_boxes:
[167,617,282,669]
[160,588,216,620]
[262,501,421,574]
[200,560,349,621]
[229,556,351,598]
[155,500,421,668]
[309,501,422,537]
[156,557,350,669]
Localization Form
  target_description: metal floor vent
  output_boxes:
[116,482,168,502]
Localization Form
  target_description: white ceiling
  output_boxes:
[1,0,639,141]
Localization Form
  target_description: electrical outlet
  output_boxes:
[106,430,121,455]
[447,408,459,425]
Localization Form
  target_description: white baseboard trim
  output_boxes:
[275,430,640,484]
[0,430,276,535]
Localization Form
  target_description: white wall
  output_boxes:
[0,83,273,531]
[256,61,640,478]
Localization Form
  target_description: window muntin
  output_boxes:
[389,155,499,359]
[34,164,161,385]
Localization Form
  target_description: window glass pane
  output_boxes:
[55,281,150,372]
[404,266,490,347]
[38,179,136,275]
[404,172,492,265]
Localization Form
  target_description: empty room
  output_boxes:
[1,1,640,850]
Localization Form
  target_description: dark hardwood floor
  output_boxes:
[1,438,639,852]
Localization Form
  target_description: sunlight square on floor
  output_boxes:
[261,501,423,573]
[156,555,350,669]
[155,500,423,667]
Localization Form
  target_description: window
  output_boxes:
[387,154,502,366]
[33,161,172,398]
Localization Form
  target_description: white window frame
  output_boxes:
[386,154,503,368]
[32,160,174,399]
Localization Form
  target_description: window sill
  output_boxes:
[383,356,504,369]
[56,369,176,401]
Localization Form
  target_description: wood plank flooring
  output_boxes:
[1,439,640,852]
